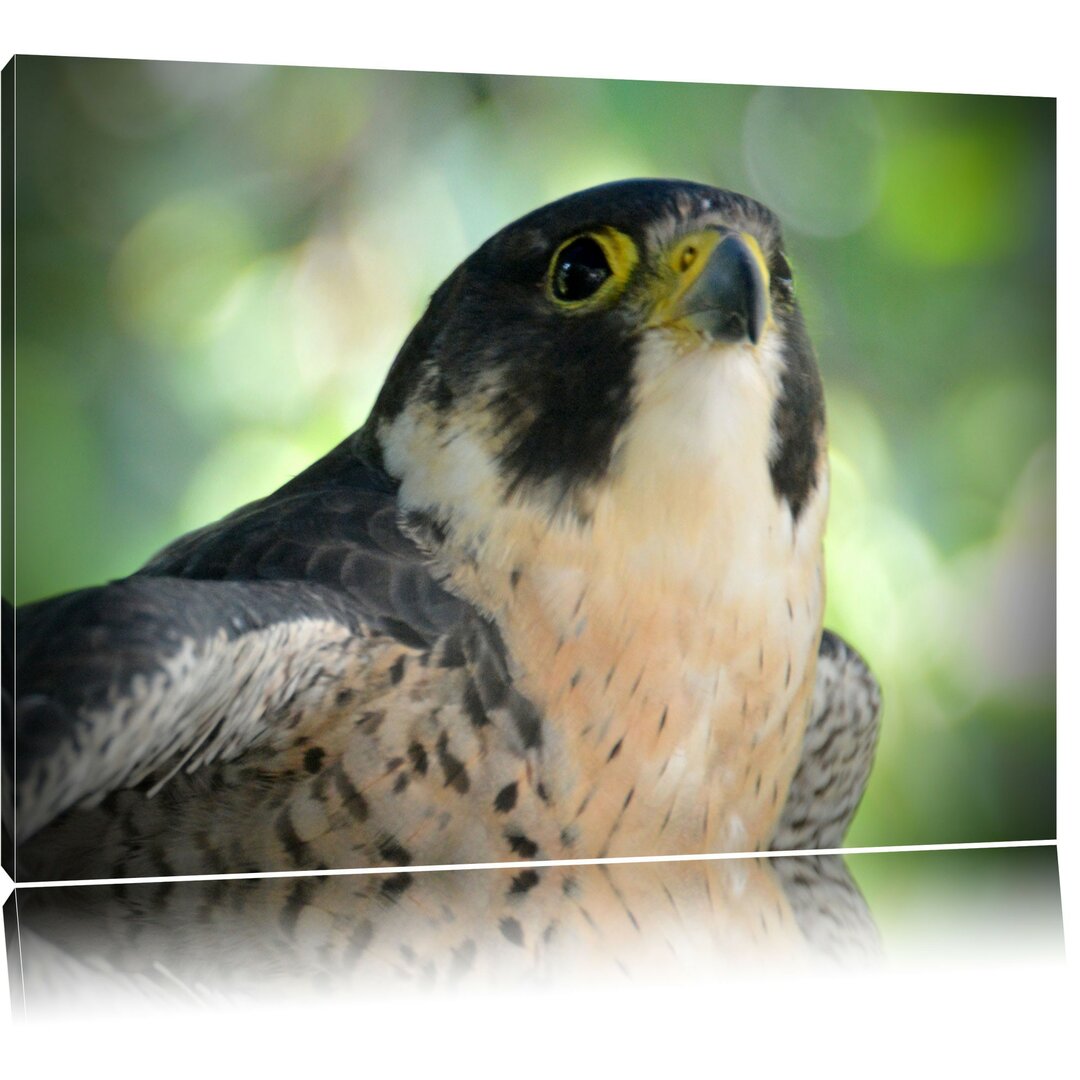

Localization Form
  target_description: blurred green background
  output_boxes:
[846,844,1063,967]
[9,57,1055,848]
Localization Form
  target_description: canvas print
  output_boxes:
[2,58,1055,882]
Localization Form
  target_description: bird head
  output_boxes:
[366,179,825,559]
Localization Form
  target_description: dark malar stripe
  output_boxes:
[768,306,824,521]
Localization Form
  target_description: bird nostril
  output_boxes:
[679,246,698,272]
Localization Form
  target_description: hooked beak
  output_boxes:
[651,229,770,346]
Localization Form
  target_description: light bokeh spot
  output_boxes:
[743,87,885,237]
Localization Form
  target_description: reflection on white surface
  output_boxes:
[5,846,1063,1017]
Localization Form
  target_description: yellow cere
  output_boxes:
[648,229,773,333]
[646,229,723,327]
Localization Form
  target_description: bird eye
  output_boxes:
[772,251,794,287]
[551,236,613,303]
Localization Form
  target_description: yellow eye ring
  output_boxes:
[546,228,639,310]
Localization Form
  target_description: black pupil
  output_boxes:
[553,237,612,301]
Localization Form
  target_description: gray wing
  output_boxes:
[771,629,882,851]
[771,854,881,961]
[8,435,475,843]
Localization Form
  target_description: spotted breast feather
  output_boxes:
[6,179,882,881]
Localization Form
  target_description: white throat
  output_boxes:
[378,329,828,853]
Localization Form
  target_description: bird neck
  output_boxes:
[445,445,829,856]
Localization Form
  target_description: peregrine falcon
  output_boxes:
[6,179,881,881]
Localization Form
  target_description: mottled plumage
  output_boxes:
[6,179,881,881]
[10,854,879,1011]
